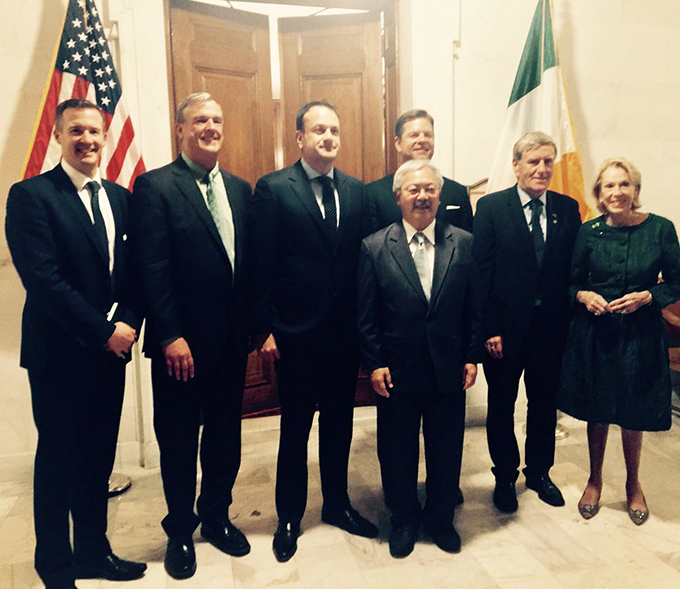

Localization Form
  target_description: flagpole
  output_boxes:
[19,5,69,179]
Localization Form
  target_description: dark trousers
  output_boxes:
[377,389,465,529]
[152,343,246,538]
[483,307,563,481]
[29,354,125,587]
[274,322,359,523]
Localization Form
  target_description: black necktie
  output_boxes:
[317,175,337,239]
[528,198,545,267]
[86,181,109,263]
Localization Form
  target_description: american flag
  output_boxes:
[22,0,145,190]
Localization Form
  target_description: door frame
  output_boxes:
[163,0,400,172]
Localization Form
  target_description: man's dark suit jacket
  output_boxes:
[131,156,251,363]
[367,173,473,233]
[249,159,372,343]
[357,221,482,396]
[6,164,140,369]
[473,186,581,355]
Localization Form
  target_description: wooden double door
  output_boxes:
[167,0,398,415]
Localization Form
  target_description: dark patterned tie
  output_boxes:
[528,198,545,267]
[86,181,109,264]
[317,175,337,239]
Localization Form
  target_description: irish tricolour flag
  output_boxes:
[487,0,591,219]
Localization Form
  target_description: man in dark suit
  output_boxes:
[358,159,481,558]
[131,93,251,579]
[5,99,146,589]
[473,131,581,513]
[367,109,473,233]
[249,100,378,562]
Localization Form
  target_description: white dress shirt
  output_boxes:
[301,158,340,228]
[61,159,115,274]
[517,185,547,239]
[403,218,436,279]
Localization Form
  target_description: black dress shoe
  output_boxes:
[454,488,465,508]
[321,505,378,538]
[46,584,78,589]
[493,480,518,513]
[73,552,146,581]
[201,518,250,557]
[273,521,300,563]
[525,473,565,507]
[389,523,417,558]
[425,523,461,553]
[165,536,196,580]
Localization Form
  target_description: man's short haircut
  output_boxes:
[54,98,105,131]
[295,100,339,132]
[512,131,557,163]
[395,109,434,139]
[593,157,642,213]
[176,92,218,123]
[392,159,444,194]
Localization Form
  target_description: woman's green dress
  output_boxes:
[558,214,680,431]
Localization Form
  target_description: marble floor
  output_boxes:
[1,409,679,589]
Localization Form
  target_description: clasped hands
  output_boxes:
[577,290,652,316]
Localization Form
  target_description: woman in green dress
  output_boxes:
[559,157,680,525]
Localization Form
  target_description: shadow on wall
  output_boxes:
[0,0,66,263]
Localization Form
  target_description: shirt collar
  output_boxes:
[517,184,547,208]
[61,159,102,192]
[181,152,219,182]
[301,158,334,183]
[403,218,436,245]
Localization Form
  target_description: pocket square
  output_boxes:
[446,205,461,210]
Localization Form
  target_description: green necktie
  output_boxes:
[203,172,235,270]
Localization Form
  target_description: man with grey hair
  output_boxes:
[358,159,481,557]
[132,92,252,579]
[473,131,581,514]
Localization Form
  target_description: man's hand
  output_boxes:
[162,337,195,381]
[463,363,478,390]
[577,290,613,315]
[258,333,281,362]
[105,322,136,358]
[485,335,503,359]
[370,367,393,398]
[609,291,652,315]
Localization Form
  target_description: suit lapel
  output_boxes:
[334,169,357,255]
[172,158,229,262]
[543,191,561,267]
[429,222,455,311]
[53,165,109,266]
[387,223,429,306]
[288,160,334,248]
[104,181,124,287]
